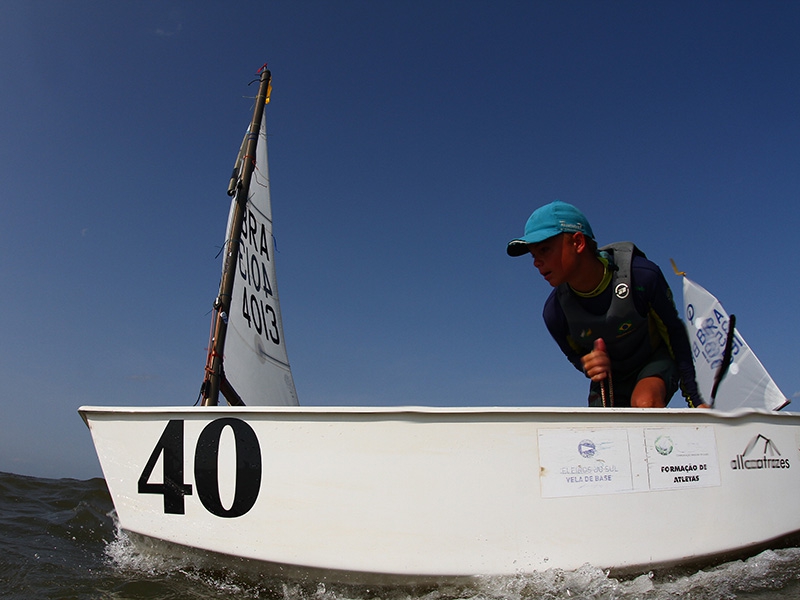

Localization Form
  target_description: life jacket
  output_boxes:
[556,242,659,375]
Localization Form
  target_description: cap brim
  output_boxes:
[506,240,530,257]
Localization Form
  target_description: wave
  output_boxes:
[2,470,800,599]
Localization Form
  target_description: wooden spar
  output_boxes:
[202,67,272,406]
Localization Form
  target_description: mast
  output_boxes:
[202,66,272,406]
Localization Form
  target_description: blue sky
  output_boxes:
[2,1,800,480]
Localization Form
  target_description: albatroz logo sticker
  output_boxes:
[731,434,791,471]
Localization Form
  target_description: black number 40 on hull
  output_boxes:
[137,418,262,517]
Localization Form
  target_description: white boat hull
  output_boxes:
[79,405,800,583]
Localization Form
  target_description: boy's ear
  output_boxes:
[572,232,588,252]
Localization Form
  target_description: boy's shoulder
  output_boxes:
[630,253,670,298]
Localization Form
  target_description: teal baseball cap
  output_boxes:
[506,200,594,257]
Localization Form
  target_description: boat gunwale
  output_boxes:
[78,404,799,420]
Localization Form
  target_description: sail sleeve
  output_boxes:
[221,116,299,406]
[681,277,787,411]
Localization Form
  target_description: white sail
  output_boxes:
[222,115,298,406]
[681,276,787,411]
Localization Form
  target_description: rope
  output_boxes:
[599,372,614,408]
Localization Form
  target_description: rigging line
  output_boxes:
[609,372,614,407]
[203,311,218,369]
[214,237,238,260]
[213,240,229,260]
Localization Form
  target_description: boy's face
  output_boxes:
[528,233,581,287]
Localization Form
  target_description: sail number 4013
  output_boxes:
[137,418,261,518]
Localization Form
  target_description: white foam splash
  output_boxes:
[101,513,800,600]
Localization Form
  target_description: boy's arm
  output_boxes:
[543,291,586,374]
[634,257,705,407]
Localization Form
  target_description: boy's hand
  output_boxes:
[582,338,611,382]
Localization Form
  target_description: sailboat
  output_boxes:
[80,67,800,585]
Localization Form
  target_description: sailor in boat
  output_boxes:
[507,200,709,409]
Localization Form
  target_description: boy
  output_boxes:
[507,200,706,408]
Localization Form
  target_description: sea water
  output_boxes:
[2,470,800,599]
